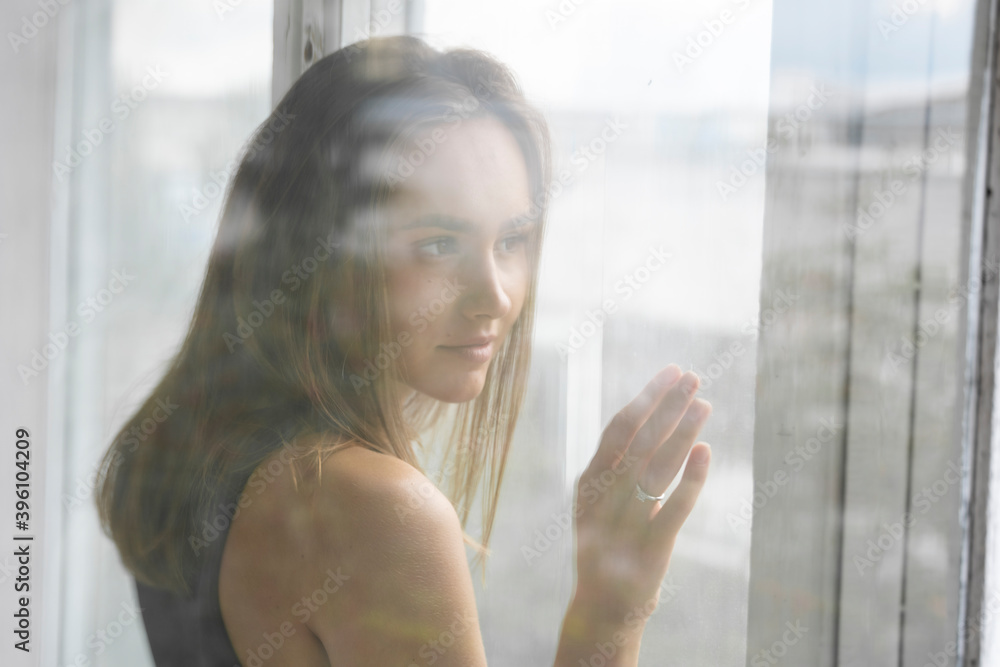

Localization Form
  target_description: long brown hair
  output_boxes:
[95,35,552,595]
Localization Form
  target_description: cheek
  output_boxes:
[506,264,531,318]
[386,269,450,341]
[386,273,421,334]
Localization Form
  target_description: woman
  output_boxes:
[96,35,713,666]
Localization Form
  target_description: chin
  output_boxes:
[411,370,488,404]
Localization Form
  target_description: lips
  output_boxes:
[437,336,496,364]
[440,335,496,348]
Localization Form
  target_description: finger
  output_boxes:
[620,371,700,493]
[650,442,711,546]
[586,364,683,477]
[638,398,712,498]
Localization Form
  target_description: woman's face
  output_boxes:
[380,114,535,403]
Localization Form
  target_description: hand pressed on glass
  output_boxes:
[571,363,712,626]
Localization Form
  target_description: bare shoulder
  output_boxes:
[219,446,486,667]
[306,444,488,666]
[314,444,457,533]
[220,440,487,666]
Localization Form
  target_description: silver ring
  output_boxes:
[635,483,667,503]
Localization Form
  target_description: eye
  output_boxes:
[416,236,458,258]
[497,233,529,254]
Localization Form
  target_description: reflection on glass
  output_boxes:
[46,0,984,665]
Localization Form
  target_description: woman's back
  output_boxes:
[218,441,488,666]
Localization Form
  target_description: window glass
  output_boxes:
[42,0,987,665]
[55,1,272,665]
[408,2,772,664]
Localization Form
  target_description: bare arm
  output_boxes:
[552,598,640,666]
[304,450,648,667]
[307,362,712,667]
[555,364,713,667]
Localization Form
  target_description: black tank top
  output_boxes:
[135,485,243,666]
[133,417,319,666]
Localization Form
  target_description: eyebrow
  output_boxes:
[398,213,537,233]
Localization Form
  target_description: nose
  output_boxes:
[457,251,512,322]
